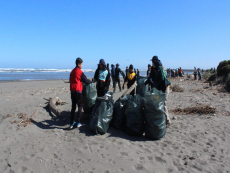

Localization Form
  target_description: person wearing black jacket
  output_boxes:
[140,56,172,127]
[93,59,111,97]
[123,64,136,96]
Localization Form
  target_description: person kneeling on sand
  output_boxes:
[92,59,111,97]
[140,56,172,127]
[69,57,92,129]
[123,64,136,96]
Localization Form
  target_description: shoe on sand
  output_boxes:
[77,123,82,128]
[69,122,76,129]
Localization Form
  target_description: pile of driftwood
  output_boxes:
[44,97,69,117]
[171,105,216,115]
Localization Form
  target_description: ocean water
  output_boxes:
[0,68,194,81]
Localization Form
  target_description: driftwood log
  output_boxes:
[121,82,137,98]
[44,97,69,117]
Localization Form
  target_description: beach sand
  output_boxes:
[0,79,230,173]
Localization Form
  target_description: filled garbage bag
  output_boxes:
[125,94,144,136]
[136,76,149,97]
[90,92,114,135]
[112,95,133,131]
[82,83,97,113]
[144,88,166,140]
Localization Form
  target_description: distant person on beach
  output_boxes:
[147,64,151,77]
[125,66,129,76]
[213,67,216,73]
[69,57,92,129]
[167,68,171,78]
[134,68,136,74]
[178,67,184,77]
[140,56,172,127]
[92,59,110,97]
[171,69,175,77]
[114,63,125,93]
[123,64,136,96]
[136,69,140,76]
[198,68,202,80]
[111,64,116,91]
[194,68,197,80]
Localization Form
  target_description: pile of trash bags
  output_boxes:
[82,83,97,113]
[84,77,167,140]
[90,92,114,135]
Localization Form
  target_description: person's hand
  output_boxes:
[92,78,96,83]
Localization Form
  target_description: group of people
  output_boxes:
[167,67,184,77]
[194,67,202,80]
[69,56,172,129]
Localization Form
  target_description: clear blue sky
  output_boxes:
[1,0,229,70]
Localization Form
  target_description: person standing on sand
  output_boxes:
[140,56,172,127]
[69,57,92,129]
[114,63,125,93]
[125,66,129,77]
[198,68,202,80]
[194,68,197,80]
[147,64,151,77]
[123,64,136,96]
[111,64,116,91]
[92,59,111,97]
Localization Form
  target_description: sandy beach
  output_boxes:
[0,78,230,173]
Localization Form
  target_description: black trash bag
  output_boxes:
[125,94,144,136]
[136,76,149,97]
[112,95,133,131]
[90,92,114,135]
[144,88,166,140]
[82,83,97,113]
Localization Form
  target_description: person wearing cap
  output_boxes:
[92,59,111,97]
[140,55,172,127]
[123,64,136,96]
[114,63,125,93]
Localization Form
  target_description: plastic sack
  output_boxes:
[136,76,149,97]
[90,92,114,135]
[112,95,133,131]
[82,83,97,113]
[144,88,166,140]
[125,94,144,136]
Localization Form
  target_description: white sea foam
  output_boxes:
[0,68,95,73]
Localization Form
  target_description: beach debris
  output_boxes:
[62,79,70,83]
[205,131,208,134]
[44,97,69,117]
[172,116,177,120]
[3,114,13,119]
[171,105,216,115]
[171,85,184,92]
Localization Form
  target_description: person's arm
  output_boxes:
[81,72,91,84]
[93,69,99,82]
[119,69,125,79]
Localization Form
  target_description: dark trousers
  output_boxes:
[97,87,107,97]
[127,85,135,96]
[114,79,121,92]
[70,92,82,124]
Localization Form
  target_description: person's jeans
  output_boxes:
[70,92,82,124]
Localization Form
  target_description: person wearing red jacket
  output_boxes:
[69,57,91,129]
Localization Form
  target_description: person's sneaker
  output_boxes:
[69,122,76,129]
[77,123,82,128]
